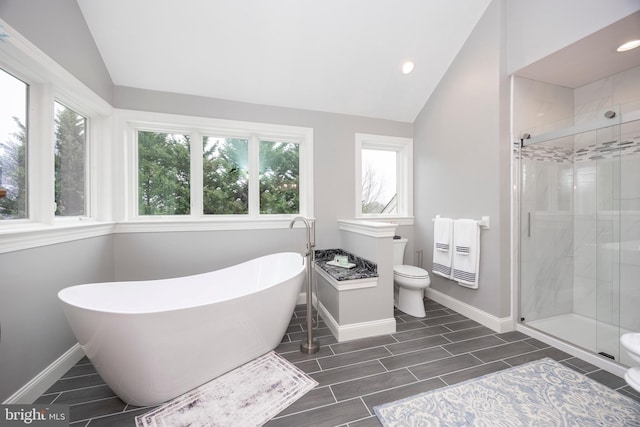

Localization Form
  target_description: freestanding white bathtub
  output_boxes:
[58,252,305,406]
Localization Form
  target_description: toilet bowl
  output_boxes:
[620,333,640,393]
[393,238,431,317]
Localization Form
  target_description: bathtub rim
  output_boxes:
[58,251,305,315]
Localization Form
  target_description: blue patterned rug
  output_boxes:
[374,358,640,426]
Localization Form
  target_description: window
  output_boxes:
[0,68,28,220]
[203,136,248,215]
[355,133,413,222]
[138,131,190,215]
[126,112,313,225]
[362,148,397,214]
[259,140,299,214]
[54,102,87,216]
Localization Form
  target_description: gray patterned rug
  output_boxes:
[136,351,317,427]
[375,358,640,427]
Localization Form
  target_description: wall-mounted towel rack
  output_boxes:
[432,215,490,230]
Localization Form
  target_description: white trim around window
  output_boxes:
[115,109,314,232]
[0,18,114,253]
[355,133,414,225]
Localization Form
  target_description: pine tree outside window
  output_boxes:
[259,140,299,214]
[136,131,303,217]
[54,102,87,217]
[0,68,28,220]
[203,136,249,215]
[138,131,191,216]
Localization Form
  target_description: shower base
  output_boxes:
[527,313,635,367]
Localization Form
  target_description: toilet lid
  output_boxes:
[394,265,429,279]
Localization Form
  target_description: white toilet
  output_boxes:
[620,333,640,393]
[393,237,431,317]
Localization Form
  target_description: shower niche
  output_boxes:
[514,67,640,367]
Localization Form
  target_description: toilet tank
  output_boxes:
[393,238,408,266]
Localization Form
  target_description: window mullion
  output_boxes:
[128,125,139,220]
[86,116,95,218]
[191,130,203,218]
[402,143,413,217]
[248,135,260,216]
[93,115,113,222]
[354,135,364,218]
[30,83,56,224]
[396,148,404,214]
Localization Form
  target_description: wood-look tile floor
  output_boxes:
[36,299,640,426]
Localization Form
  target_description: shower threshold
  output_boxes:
[526,313,635,367]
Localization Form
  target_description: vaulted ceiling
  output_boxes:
[77,0,491,122]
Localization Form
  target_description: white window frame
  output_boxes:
[355,133,414,225]
[0,18,114,253]
[117,110,314,232]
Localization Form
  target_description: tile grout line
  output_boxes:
[72,405,151,426]
[45,382,112,397]
[349,413,378,426]
[444,338,540,359]
[45,392,62,404]
[59,372,102,381]
[270,387,342,421]
[316,349,394,372]
[358,396,373,417]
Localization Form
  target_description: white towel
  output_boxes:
[452,219,480,289]
[432,217,453,279]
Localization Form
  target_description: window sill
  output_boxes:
[354,216,415,226]
[0,216,310,253]
[0,221,116,254]
[114,217,307,233]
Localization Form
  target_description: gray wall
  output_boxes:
[413,0,511,318]
[0,236,115,402]
[0,0,114,103]
[114,229,306,281]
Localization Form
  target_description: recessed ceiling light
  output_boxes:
[401,61,415,75]
[617,39,640,52]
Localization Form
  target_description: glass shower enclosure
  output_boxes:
[518,105,640,367]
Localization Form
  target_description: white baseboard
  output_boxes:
[3,344,85,404]
[425,288,513,333]
[297,292,307,305]
[317,301,396,342]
